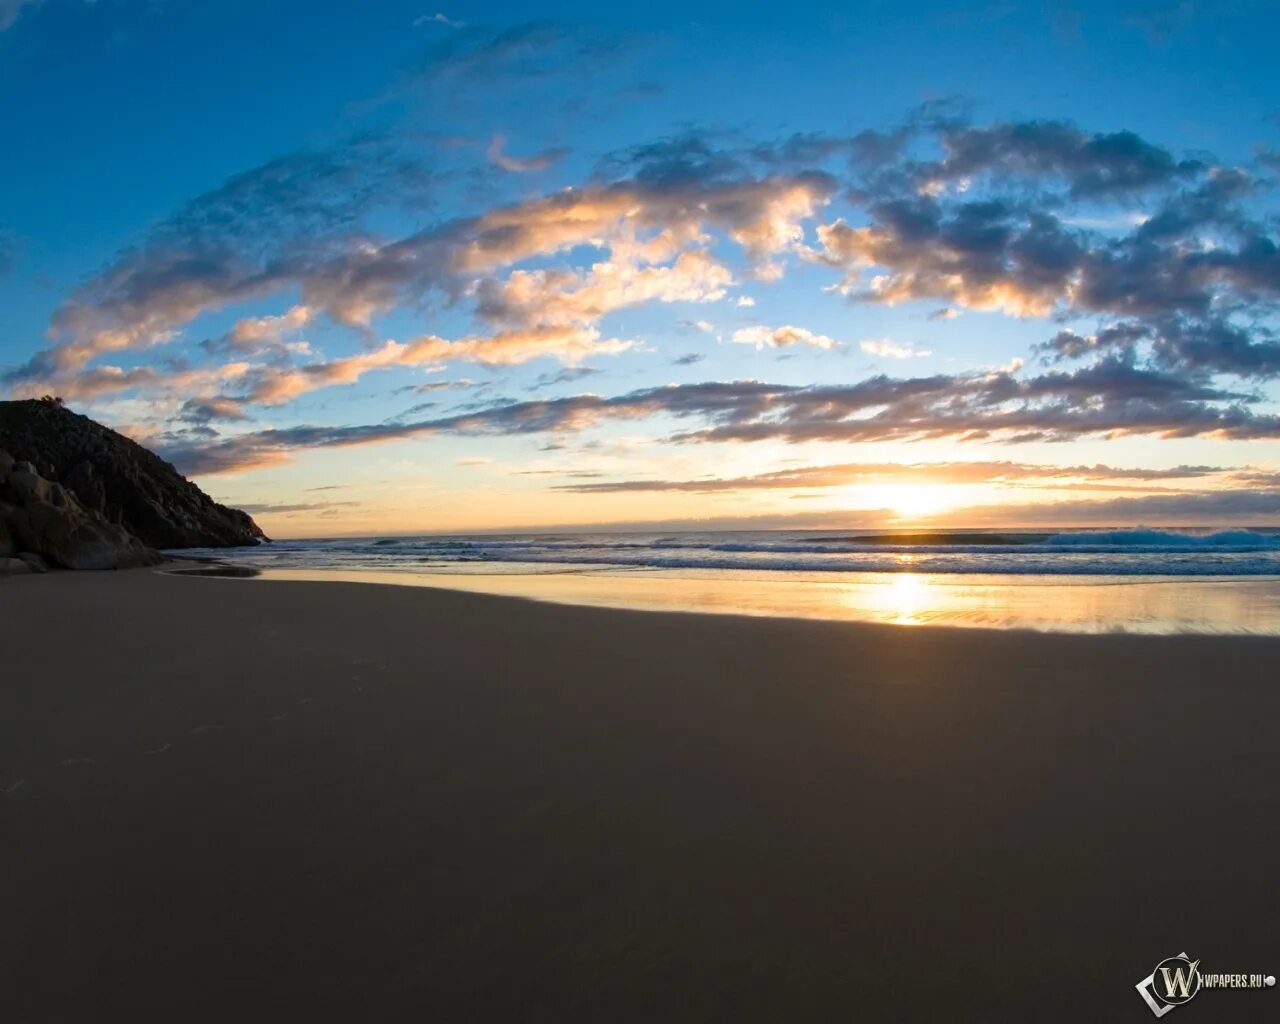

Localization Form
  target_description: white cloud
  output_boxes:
[860,338,931,359]
[228,305,312,347]
[413,12,465,28]
[477,249,731,328]
[732,325,840,350]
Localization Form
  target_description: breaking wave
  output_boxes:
[178,527,1280,578]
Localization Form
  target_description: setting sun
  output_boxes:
[855,483,954,519]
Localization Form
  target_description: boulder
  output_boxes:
[1,557,31,575]
[7,467,51,504]
[17,552,49,573]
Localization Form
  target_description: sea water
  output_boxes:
[173,527,1280,634]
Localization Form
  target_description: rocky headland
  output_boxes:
[1,398,265,573]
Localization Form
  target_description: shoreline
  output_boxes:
[164,561,1280,636]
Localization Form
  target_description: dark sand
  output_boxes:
[2,569,1278,1021]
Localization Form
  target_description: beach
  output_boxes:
[2,568,1278,1021]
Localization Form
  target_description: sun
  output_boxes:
[860,483,953,519]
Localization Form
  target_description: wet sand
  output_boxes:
[2,568,1278,1021]
[250,563,1280,635]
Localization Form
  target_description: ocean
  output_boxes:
[175,527,1280,635]
[182,527,1280,577]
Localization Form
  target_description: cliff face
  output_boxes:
[0,399,265,550]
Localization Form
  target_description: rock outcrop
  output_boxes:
[1,453,160,571]
[0,398,265,550]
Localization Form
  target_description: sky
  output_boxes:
[1,0,1279,537]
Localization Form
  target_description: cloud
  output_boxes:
[860,338,930,359]
[596,131,747,184]
[668,359,1274,446]
[970,488,1280,525]
[230,327,630,404]
[415,326,632,366]
[816,202,1088,317]
[12,106,1280,502]
[528,365,601,390]
[1039,316,1280,378]
[236,500,362,515]
[918,120,1202,198]
[156,359,1280,478]
[552,459,1229,494]
[0,0,38,31]
[416,21,628,88]
[394,377,476,395]
[7,153,834,412]
[6,134,436,381]
[181,397,251,423]
[486,135,569,173]
[9,360,255,404]
[1039,322,1151,362]
[732,325,840,350]
[816,191,1280,372]
[225,305,313,349]
[155,381,788,475]
[10,163,826,390]
[811,115,1280,377]
[451,173,831,277]
[473,249,733,329]
[414,12,465,28]
[18,323,628,411]
[15,114,1266,402]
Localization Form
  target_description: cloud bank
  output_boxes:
[1,63,1276,527]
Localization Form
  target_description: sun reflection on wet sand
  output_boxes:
[872,573,928,625]
[228,564,1280,635]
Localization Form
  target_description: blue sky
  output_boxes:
[2,0,1279,535]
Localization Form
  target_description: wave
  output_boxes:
[181,527,1280,579]
[1044,528,1280,550]
[803,532,1048,546]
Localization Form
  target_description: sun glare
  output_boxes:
[855,484,954,519]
